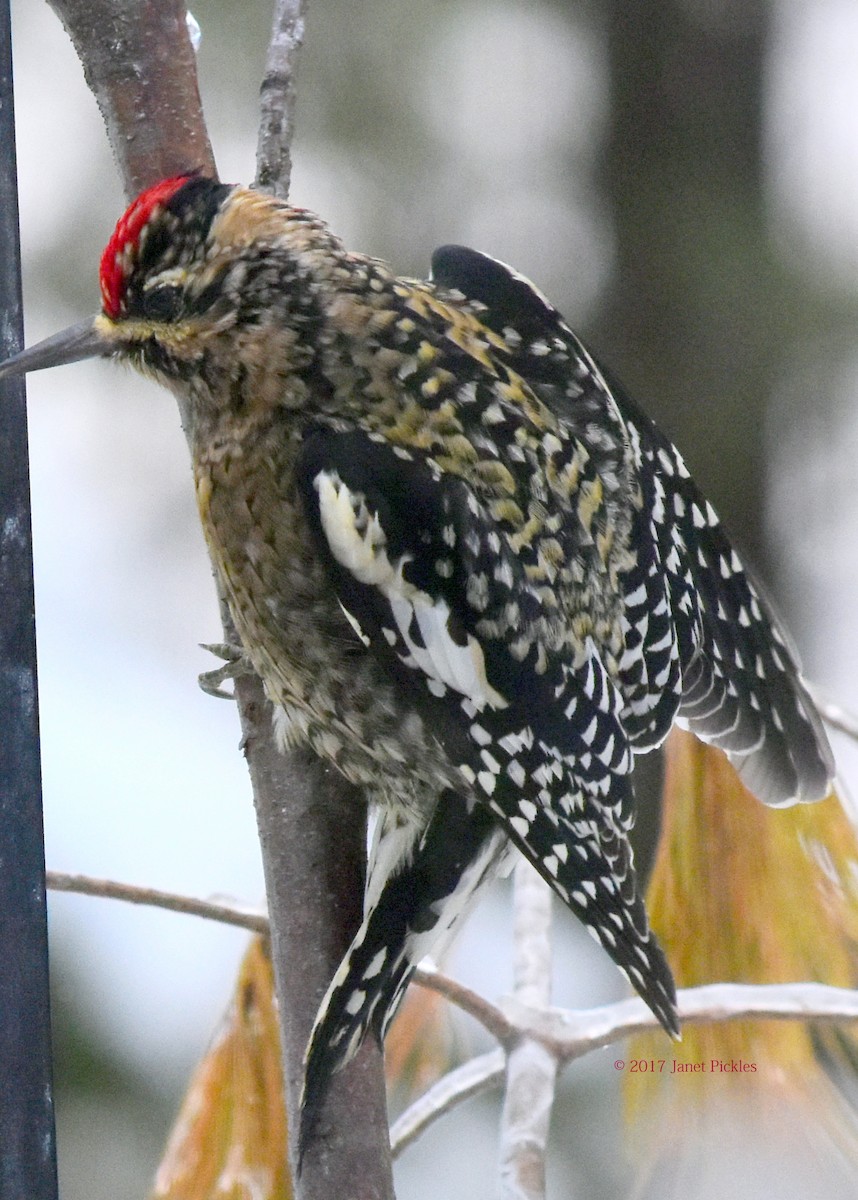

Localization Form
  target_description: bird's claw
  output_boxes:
[198,641,253,698]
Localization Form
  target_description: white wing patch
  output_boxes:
[314,471,389,585]
[315,470,508,712]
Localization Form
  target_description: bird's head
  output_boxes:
[0,174,339,400]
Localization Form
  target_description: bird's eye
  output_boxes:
[141,284,184,321]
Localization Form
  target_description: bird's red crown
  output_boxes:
[99,175,192,319]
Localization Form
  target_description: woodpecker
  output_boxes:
[0,174,834,1157]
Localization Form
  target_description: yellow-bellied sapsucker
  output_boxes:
[0,174,834,1155]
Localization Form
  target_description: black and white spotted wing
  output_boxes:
[599,368,834,807]
[297,427,678,1032]
[430,245,686,752]
[431,244,833,806]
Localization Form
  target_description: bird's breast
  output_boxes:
[192,421,457,814]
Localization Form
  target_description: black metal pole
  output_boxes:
[0,3,59,1198]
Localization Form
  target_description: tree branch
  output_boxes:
[238,732,393,1195]
[45,865,858,1166]
[412,963,515,1045]
[45,871,269,935]
[389,1049,506,1160]
[497,862,556,1200]
[393,982,858,1161]
[47,0,215,198]
[41,3,394,1197]
[46,867,858,1048]
[247,2,394,1191]
[256,0,306,199]
[499,982,858,1061]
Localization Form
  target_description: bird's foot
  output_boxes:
[198,641,253,699]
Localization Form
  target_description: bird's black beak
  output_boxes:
[0,317,110,381]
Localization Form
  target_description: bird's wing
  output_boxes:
[297,424,676,1016]
[430,244,833,806]
[601,369,834,806]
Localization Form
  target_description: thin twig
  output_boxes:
[413,963,515,1044]
[498,862,557,1200]
[389,1049,506,1160]
[46,871,269,934]
[679,981,858,1026]
[806,682,858,743]
[43,867,516,1039]
[256,0,306,197]
[45,870,858,1048]
[392,981,858,1162]
[500,981,858,1062]
[510,859,553,1009]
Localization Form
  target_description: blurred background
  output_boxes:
[8,0,858,1196]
